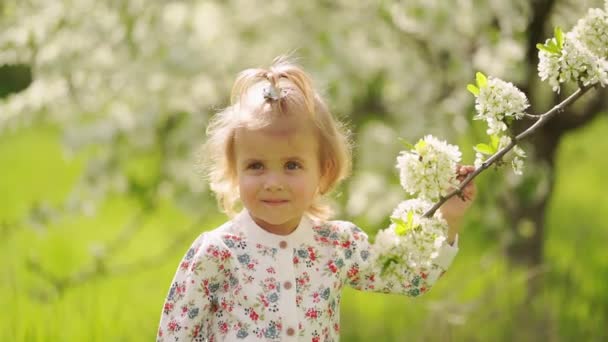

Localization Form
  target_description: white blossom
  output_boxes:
[511,157,524,175]
[538,48,562,92]
[396,135,461,201]
[561,33,608,87]
[511,145,526,175]
[474,77,529,135]
[372,199,448,280]
[474,152,484,169]
[571,7,608,59]
[539,32,608,93]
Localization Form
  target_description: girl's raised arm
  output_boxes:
[341,223,458,297]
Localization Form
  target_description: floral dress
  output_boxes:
[157,210,459,341]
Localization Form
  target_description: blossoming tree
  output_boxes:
[0,0,606,297]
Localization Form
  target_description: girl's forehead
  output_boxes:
[239,113,316,139]
[234,124,318,158]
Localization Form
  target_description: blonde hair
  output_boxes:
[201,56,352,220]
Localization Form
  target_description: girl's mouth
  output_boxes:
[261,199,289,206]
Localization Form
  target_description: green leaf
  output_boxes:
[536,43,553,53]
[536,42,560,55]
[547,39,559,51]
[490,134,500,150]
[381,257,399,275]
[554,27,564,49]
[407,210,414,229]
[545,39,561,54]
[398,137,415,150]
[476,72,487,88]
[392,214,417,236]
[467,84,479,96]
[391,217,406,226]
[414,139,427,153]
[391,217,408,236]
[474,143,494,155]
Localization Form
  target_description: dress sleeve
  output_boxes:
[343,223,459,297]
[157,233,231,341]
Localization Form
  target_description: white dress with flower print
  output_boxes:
[157,210,458,341]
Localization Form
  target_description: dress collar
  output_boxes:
[234,209,316,247]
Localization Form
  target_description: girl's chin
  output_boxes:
[250,213,302,231]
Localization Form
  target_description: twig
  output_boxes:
[522,113,542,120]
[423,84,594,218]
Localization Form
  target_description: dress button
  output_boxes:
[279,240,288,249]
[286,327,295,336]
[283,281,292,290]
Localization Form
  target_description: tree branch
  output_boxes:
[424,84,595,218]
[523,113,543,120]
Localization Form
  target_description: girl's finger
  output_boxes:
[457,165,473,176]
[463,165,475,174]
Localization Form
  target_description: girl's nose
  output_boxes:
[263,175,284,191]
[264,182,284,191]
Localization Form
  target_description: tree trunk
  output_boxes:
[503,128,560,291]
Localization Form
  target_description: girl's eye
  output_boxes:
[285,161,301,170]
[247,162,264,170]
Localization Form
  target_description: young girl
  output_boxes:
[157,57,476,341]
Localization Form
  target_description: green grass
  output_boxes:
[1,117,607,341]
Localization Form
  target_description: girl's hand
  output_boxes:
[440,165,477,243]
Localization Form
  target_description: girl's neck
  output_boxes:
[250,214,301,236]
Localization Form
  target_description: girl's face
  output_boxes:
[234,120,321,234]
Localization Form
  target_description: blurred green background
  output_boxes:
[1,1,607,341]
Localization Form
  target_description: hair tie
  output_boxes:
[263,83,281,101]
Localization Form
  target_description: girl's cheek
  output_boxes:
[291,175,319,197]
[239,176,259,195]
